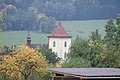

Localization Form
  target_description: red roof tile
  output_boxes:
[49,21,72,38]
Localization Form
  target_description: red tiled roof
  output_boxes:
[48,21,72,38]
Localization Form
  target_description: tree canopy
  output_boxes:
[37,47,61,66]
[0,0,120,31]
[63,14,120,68]
[0,45,48,80]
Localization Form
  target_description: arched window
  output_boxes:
[64,41,67,47]
[53,41,56,47]
[64,52,67,58]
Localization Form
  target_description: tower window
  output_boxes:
[64,41,67,47]
[53,41,56,47]
[64,52,67,58]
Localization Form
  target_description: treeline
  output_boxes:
[0,0,120,32]
[62,14,120,68]
[75,0,120,20]
[0,0,56,32]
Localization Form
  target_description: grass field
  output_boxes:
[0,20,108,47]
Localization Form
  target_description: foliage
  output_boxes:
[0,0,120,31]
[0,2,56,33]
[68,34,108,67]
[37,47,61,65]
[0,11,3,32]
[0,13,3,51]
[104,19,116,45]
[0,45,48,80]
[0,54,17,80]
[68,38,89,58]
[75,0,120,19]
[0,11,3,23]
[96,46,120,68]
[104,14,120,48]
[67,14,120,68]
[62,57,91,68]
[89,29,101,42]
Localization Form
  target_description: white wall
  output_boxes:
[48,37,71,60]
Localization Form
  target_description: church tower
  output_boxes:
[27,30,31,47]
[48,22,72,60]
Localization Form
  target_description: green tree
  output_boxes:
[115,14,120,48]
[68,31,109,67]
[0,11,3,51]
[116,14,120,25]
[104,19,116,45]
[89,29,101,42]
[104,14,120,50]
[0,11,3,23]
[67,14,120,68]
[87,30,109,67]
[62,57,91,68]
[37,47,61,65]
[0,11,3,31]
[96,45,120,68]
[97,14,120,68]
[68,38,89,58]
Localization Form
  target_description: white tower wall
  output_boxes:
[49,37,71,60]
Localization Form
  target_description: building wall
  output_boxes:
[48,37,71,60]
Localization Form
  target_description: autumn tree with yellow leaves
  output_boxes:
[0,54,17,80]
[0,45,48,80]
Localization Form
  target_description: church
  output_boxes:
[26,21,72,60]
[48,22,72,60]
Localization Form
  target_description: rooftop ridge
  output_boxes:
[50,21,70,37]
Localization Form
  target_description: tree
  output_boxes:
[62,57,91,68]
[0,12,3,52]
[96,46,120,68]
[68,31,109,67]
[88,40,109,67]
[104,19,116,45]
[101,14,120,68]
[0,11,3,31]
[0,11,3,23]
[38,16,56,33]
[37,47,61,65]
[0,45,48,80]
[0,54,17,80]
[115,14,120,48]
[87,30,109,67]
[104,14,120,49]
[89,29,101,42]
[67,14,120,68]
[74,0,120,19]
[68,38,89,58]
[33,0,75,20]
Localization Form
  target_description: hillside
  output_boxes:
[0,0,120,32]
[0,20,107,47]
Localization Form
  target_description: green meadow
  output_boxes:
[0,20,108,47]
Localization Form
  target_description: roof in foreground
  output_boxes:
[48,68,120,78]
[48,22,72,38]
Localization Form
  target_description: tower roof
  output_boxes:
[48,21,72,38]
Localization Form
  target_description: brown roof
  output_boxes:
[48,68,120,79]
[48,22,72,38]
